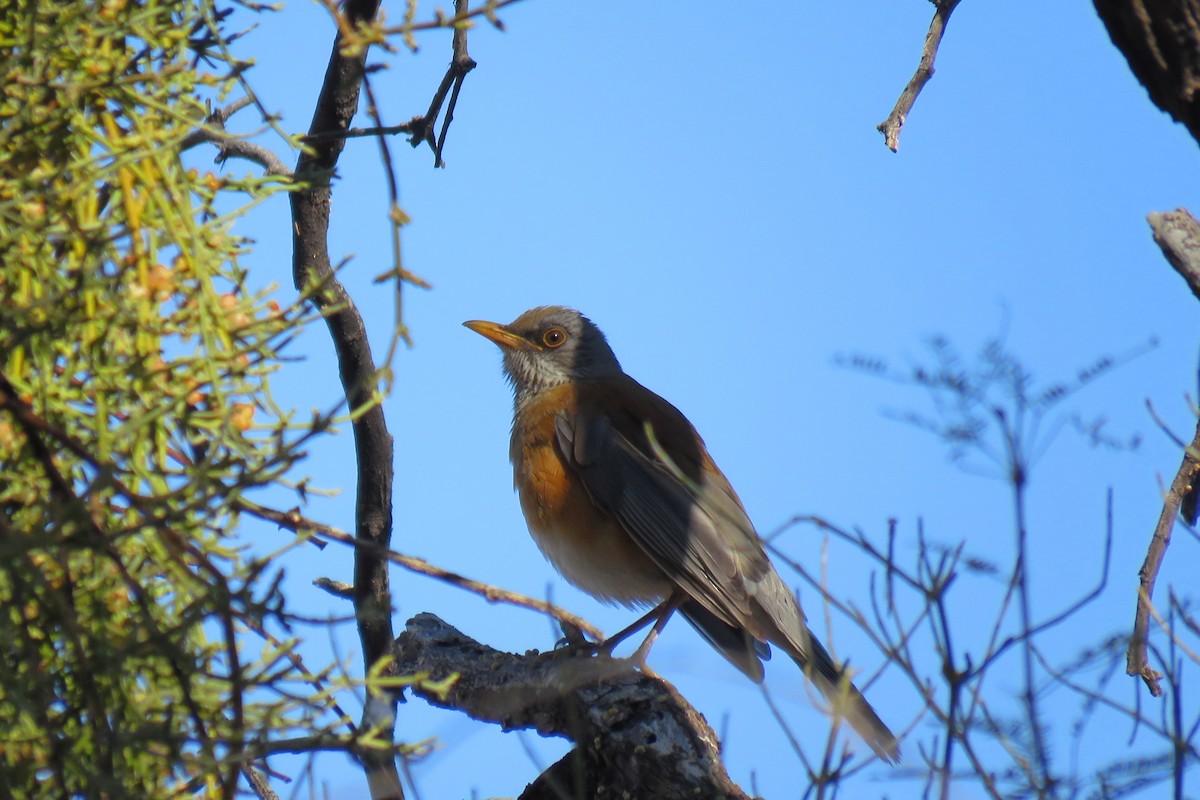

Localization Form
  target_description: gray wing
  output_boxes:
[554,408,794,649]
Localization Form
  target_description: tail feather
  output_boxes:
[791,636,900,764]
[682,601,900,762]
[680,601,769,683]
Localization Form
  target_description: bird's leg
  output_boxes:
[624,593,684,669]
[555,604,661,653]
[587,593,683,657]
[592,603,667,655]
[558,595,683,666]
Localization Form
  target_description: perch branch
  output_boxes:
[1130,208,1200,693]
[394,613,751,800]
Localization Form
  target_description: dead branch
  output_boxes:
[877,0,962,152]
[1128,408,1200,695]
[1128,207,1200,694]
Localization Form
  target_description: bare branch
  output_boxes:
[1128,410,1200,694]
[288,0,399,795]
[877,0,962,152]
[380,0,525,36]
[405,0,478,168]
[236,498,605,641]
[181,98,293,177]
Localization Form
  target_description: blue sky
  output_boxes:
[211,1,1200,797]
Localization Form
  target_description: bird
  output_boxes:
[464,305,900,763]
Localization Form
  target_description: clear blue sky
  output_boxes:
[209,1,1200,797]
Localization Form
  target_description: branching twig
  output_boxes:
[1127,218,1200,694]
[181,96,293,176]
[380,0,524,36]
[877,0,962,152]
[406,0,477,167]
[303,122,419,142]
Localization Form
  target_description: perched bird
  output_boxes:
[465,306,899,762]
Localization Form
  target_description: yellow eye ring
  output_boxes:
[542,327,568,348]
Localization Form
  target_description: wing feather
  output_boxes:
[555,407,767,636]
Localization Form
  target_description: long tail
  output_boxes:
[786,634,900,763]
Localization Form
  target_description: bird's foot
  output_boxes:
[554,620,593,650]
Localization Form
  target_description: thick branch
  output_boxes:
[395,614,751,800]
[1093,0,1200,148]
[289,0,399,796]
[877,0,962,152]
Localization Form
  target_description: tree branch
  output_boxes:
[1129,404,1200,695]
[1128,206,1200,694]
[181,97,293,177]
[234,498,604,641]
[406,0,478,167]
[394,613,751,800]
[877,0,962,152]
[288,0,400,796]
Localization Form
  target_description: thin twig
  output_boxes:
[303,122,419,142]
[181,97,293,176]
[360,71,414,349]
[968,489,1113,678]
[242,765,280,800]
[406,0,478,167]
[380,0,525,36]
[434,0,477,167]
[236,499,604,641]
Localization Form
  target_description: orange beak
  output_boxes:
[463,319,541,352]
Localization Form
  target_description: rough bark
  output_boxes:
[1093,0,1200,147]
[395,614,753,800]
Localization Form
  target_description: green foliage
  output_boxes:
[0,1,339,796]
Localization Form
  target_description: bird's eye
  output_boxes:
[542,327,568,348]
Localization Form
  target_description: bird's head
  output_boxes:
[464,306,623,404]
